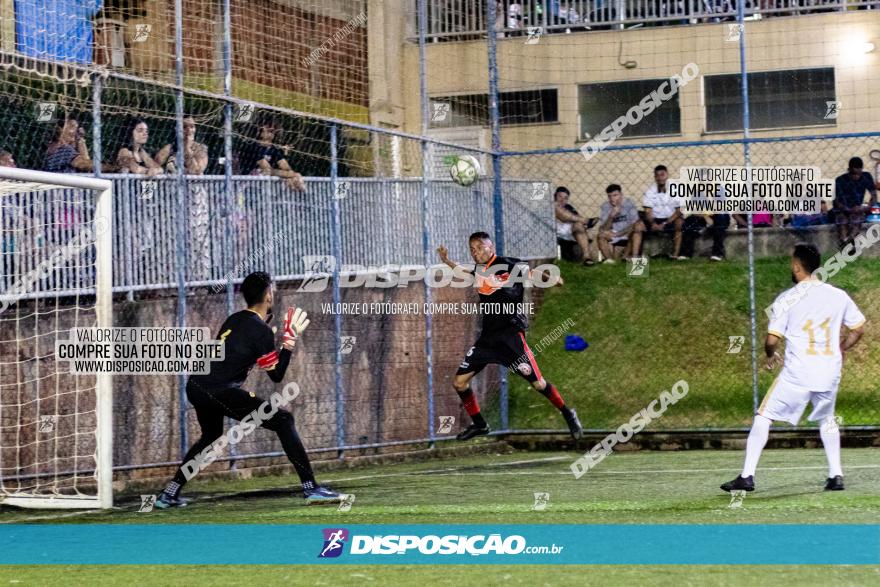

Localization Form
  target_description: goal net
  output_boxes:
[0,167,112,509]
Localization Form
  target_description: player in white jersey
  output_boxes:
[721,244,865,493]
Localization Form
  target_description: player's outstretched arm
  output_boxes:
[437,245,475,282]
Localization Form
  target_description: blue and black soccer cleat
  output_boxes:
[154,490,189,509]
[304,485,342,505]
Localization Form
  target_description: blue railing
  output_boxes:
[0,175,556,299]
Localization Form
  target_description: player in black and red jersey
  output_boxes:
[437,232,583,441]
[155,271,339,507]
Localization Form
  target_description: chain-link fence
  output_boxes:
[497,135,880,433]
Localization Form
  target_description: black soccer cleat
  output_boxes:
[562,407,583,440]
[824,475,845,491]
[154,491,189,509]
[720,475,755,492]
[456,423,490,441]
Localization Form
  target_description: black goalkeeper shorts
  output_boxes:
[456,328,543,383]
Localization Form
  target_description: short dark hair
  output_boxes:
[606,184,622,194]
[848,157,864,170]
[468,231,492,243]
[241,271,272,306]
[554,186,570,196]
[792,244,821,274]
[654,165,667,173]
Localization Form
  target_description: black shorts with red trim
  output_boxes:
[456,328,542,383]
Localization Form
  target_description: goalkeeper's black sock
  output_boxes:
[163,480,182,498]
[270,411,317,487]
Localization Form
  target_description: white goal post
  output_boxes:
[0,167,113,509]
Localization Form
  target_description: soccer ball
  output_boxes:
[449,155,482,187]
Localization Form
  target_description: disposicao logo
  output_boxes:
[318,528,349,558]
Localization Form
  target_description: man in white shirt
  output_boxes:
[631,165,684,259]
[721,244,866,493]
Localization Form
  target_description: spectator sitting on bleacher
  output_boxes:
[832,156,876,247]
[156,116,209,175]
[44,118,93,173]
[732,212,775,229]
[790,201,830,228]
[631,164,684,259]
[554,186,596,266]
[116,119,162,176]
[597,184,638,263]
[0,150,15,168]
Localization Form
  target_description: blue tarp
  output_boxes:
[15,0,103,65]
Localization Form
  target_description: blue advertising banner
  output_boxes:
[0,525,878,565]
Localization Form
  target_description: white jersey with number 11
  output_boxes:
[768,280,865,392]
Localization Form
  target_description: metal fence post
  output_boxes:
[91,74,102,179]
[330,123,345,458]
[736,2,759,414]
[221,0,238,470]
[174,0,189,456]
[487,0,509,431]
[222,0,235,315]
[418,0,437,445]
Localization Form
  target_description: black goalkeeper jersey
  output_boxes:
[189,310,291,388]
[473,255,529,335]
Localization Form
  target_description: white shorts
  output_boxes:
[556,222,574,241]
[757,377,837,426]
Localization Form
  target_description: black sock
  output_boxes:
[471,412,487,428]
[163,480,182,498]
[271,412,317,487]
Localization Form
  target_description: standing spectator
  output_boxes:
[832,156,876,247]
[554,186,596,265]
[156,116,211,280]
[155,116,209,175]
[44,118,93,173]
[0,150,15,168]
[632,164,684,259]
[238,122,305,192]
[116,119,162,176]
[597,184,639,263]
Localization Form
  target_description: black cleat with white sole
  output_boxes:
[824,475,845,491]
[561,407,583,440]
[720,475,755,492]
[456,423,490,441]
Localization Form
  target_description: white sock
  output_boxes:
[742,415,772,477]
[820,417,843,478]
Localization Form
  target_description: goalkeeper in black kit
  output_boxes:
[437,232,583,441]
[156,271,340,507]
